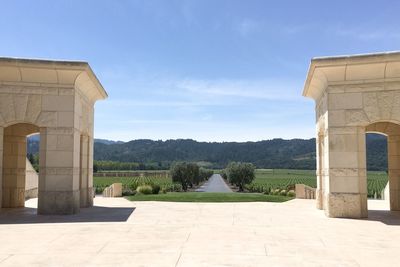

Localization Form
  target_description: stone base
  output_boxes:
[389,189,400,211]
[25,188,38,200]
[325,193,367,218]
[38,190,80,215]
[316,189,323,210]
[80,187,94,208]
[2,188,25,208]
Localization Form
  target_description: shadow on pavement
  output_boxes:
[0,206,135,224]
[364,210,400,225]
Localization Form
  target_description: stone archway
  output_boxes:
[366,122,400,211]
[2,123,39,208]
[0,57,107,215]
[303,51,400,218]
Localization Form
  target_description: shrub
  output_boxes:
[279,189,287,196]
[287,190,295,197]
[95,186,105,194]
[263,187,271,195]
[172,183,182,192]
[272,189,281,195]
[137,185,153,195]
[225,162,255,191]
[220,170,228,180]
[161,188,167,194]
[122,188,136,196]
[151,184,161,194]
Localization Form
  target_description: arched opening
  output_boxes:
[26,132,40,205]
[366,133,388,207]
[2,123,40,209]
[366,121,400,212]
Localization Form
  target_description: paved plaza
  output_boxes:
[0,197,399,266]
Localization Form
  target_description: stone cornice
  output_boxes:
[0,57,108,103]
[303,51,400,101]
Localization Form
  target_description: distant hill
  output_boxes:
[94,139,125,145]
[93,138,317,169]
[366,133,387,171]
[26,134,388,170]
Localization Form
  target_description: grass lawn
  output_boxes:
[126,192,292,202]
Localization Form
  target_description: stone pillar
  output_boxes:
[88,135,94,205]
[316,133,324,209]
[79,134,92,207]
[0,127,3,208]
[38,127,80,214]
[324,126,368,218]
[1,126,27,208]
[388,134,400,210]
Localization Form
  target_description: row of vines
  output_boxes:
[246,169,388,199]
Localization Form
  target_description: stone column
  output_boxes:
[388,134,400,210]
[88,135,94,205]
[2,126,27,208]
[79,134,92,207]
[316,133,324,209]
[0,126,3,208]
[88,106,95,205]
[325,126,368,218]
[38,127,80,214]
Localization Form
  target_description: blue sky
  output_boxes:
[1,1,400,142]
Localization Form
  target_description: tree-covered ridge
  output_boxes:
[366,133,387,171]
[93,138,317,169]
[27,134,388,170]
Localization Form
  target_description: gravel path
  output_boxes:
[196,174,233,192]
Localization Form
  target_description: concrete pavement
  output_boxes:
[0,197,399,266]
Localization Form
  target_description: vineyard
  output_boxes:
[94,169,390,199]
[246,169,388,199]
[367,171,389,198]
[93,175,182,194]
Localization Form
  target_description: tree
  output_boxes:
[27,153,39,172]
[187,163,200,187]
[170,162,199,191]
[93,163,98,173]
[199,168,213,182]
[220,169,228,180]
[27,153,34,165]
[226,162,255,191]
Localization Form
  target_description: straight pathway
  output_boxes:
[196,174,232,192]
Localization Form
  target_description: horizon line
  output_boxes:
[93,137,318,143]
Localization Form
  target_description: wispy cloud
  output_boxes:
[235,18,314,38]
[333,26,400,41]
[236,18,260,36]
[177,78,302,101]
[282,24,313,35]
[96,70,310,142]
[179,0,198,26]
[95,118,315,142]
[100,74,305,108]
[122,117,220,125]
[123,119,190,124]
[101,99,218,108]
